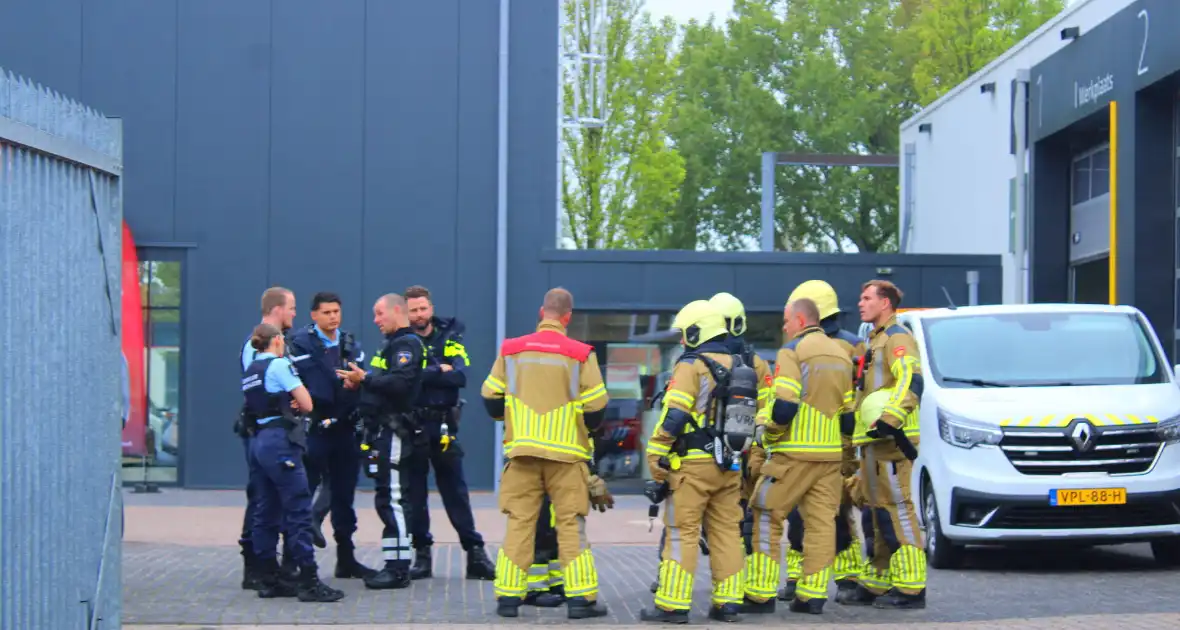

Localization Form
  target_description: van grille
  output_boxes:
[999,423,1161,476]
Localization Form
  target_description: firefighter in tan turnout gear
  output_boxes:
[778,280,865,604]
[641,300,762,624]
[845,279,927,610]
[480,288,610,620]
[743,298,855,615]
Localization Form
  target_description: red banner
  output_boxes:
[120,222,148,457]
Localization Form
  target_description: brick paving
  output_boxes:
[124,490,1180,627]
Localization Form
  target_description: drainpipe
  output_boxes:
[493,0,510,492]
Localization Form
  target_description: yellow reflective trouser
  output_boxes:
[653,462,744,611]
[495,456,598,601]
[746,456,842,603]
[527,496,563,593]
[784,487,862,583]
[859,452,926,595]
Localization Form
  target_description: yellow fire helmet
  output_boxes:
[671,300,728,348]
[787,279,841,321]
[856,389,893,440]
[708,292,747,336]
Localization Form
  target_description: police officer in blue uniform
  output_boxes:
[286,292,375,580]
[401,285,496,581]
[336,293,427,590]
[238,287,298,590]
[241,323,345,602]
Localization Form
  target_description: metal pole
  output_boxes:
[760,151,775,251]
[967,270,980,306]
[493,0,510,491]
[1013,69,1030,304]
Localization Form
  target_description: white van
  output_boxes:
[899,303,1180,568]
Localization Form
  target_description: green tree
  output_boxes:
[911,0,1065,105]
[560,0,686,249]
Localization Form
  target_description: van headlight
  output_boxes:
[1156,416,1180,445]
[937,408,1003,449]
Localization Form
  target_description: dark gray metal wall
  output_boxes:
[1029,0,1180,356]
[0,0,518,488]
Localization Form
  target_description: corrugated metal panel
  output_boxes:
[0,67,123,630]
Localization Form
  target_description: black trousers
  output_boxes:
[306,425,361,547]
[405,411,484,551]
[372,429,414,569]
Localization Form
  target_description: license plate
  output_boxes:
[1049,488,1127,506]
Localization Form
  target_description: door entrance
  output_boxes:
[1070,256,1110,305]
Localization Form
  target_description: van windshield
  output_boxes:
[922,311,1167,388]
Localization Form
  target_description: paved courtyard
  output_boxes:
[124,490,1180,628]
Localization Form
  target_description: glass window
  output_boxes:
[922,311,1165,388]
[124,260,182,484]
[1090,147,1110,197]
[567,310,782,493]
[1072,154,1091,204]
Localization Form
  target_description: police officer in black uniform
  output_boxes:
[286,292,375,580]
[336,293,426,590]
[402,285,496,581]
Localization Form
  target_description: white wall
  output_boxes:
[898,0,1129,303]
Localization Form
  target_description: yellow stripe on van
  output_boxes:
[999,414,1159,428]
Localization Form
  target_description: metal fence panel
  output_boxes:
[0,68,124,630]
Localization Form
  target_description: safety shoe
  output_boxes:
[240,553,264,591]
[639,607,689,624]
[788,597,825,615]
[833,580,860,604]
[256,559,297,599]
[496,596,522,618]
[776,579,797,601]
[466,545,496,581]
[872,588,926,610]
[708,603,741,622]
[567,596,609,619]
[296,566,345,603]
[334,546,377,579]
[740,596,775,614]
[364,562,411,590]
[410,547,432,580]
[838,584,878,606]
[523,590,566,607]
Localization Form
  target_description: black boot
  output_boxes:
[872,588,926,610]
[838,584,879,607]
[740,596,775,614]
[240,550,264,590]
[708,603,741,622]
[649,579,660,594]
[639,607,689,624]
[410,547,432,580]
[566,596,609,620]
[496,596,522,618]
[777,579,797,601]
[296,565,345,603]
[364,561,411,590]
[788,597,825,615]
[256,558,297,599]
[334,545,376,579]
[524,586,566,608]
[280,555,299,581]
[833,580,859,604]
[466,545,496,580]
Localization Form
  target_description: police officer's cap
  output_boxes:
[708,292,746,337]
[672,300,728,348]
[788,280,841,321]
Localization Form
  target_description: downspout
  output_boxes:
[493,0,510,492]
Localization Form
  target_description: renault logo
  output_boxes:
[1070,421,1095,452]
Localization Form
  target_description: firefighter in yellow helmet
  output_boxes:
[480,288,610,619]
[777,280,865,604]
[707,292,773,555]
[846,279,925,610]
[641,300,759,624]
[742,297,854,615]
